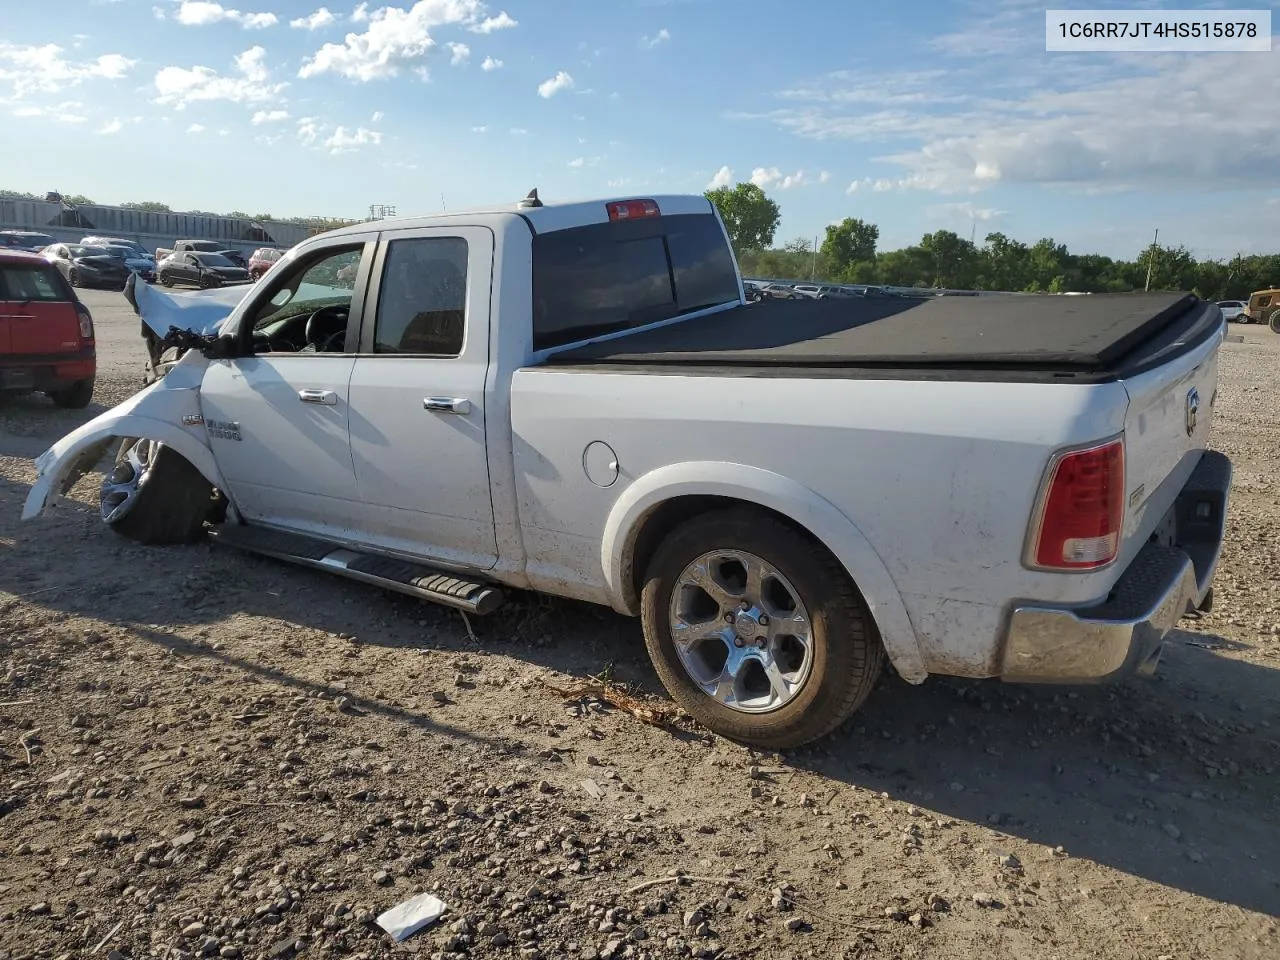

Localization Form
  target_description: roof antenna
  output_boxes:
[518,187,543,209]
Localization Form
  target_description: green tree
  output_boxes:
[820,218,879,278]
[704,182,781,252]
[120,200,172,213]
[63,193,94,205]
[919,230,979,288]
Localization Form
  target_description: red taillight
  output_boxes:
[1029,438,1125,570]
[75,302,94,340]
[607,199,660,221]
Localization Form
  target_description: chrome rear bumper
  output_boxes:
[1000,450,1231,683]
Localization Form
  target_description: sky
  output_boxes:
[1,0,1278,260]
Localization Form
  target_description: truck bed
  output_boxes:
[545,292,1223,383]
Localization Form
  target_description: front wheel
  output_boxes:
[1270,311,1280,335]
[159,273,173,287]
[640,507,884,749]
[101,439,216,545]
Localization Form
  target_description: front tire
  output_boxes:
[1271,311,1280,335]
[640,507,884,749]
[48,377,94,409]
[101,439,215,545]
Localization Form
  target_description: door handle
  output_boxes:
[423,397,471,415]
[298,388,337,405]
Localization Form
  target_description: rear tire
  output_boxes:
[1271,311,1280,335]
[160,273,173,287]
[640,507,884,749]
[48,377,94,409]
[101,439,215,545]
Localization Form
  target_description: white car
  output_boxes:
[23,192,1232,748]
[1217,300,1247,322]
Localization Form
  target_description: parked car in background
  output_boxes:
[81,236,152,261]
[155,240,248,269]
[157,251,251,289]
[0,250,96,407]
[0,230,56,252]
[793,284,855,299]
[248,247,284,280]
[759,282,799,300]
[1216,300,1246,322]
[41,243,130,290]
[102,244,156,283]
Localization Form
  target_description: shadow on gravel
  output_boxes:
[4,469,1278,917]
[794,633,1280,918]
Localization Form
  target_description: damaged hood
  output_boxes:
[129,274,253,338]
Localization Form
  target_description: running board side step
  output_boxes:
[207,524,504,615]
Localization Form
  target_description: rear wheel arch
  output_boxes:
[602,464,928,684]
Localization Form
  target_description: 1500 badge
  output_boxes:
[206,419,242,442]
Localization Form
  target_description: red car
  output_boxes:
[0,250,96,408]
[248,247,283,281]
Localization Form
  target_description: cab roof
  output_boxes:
[319,193,717,240]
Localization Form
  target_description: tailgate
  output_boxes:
[1118,321,1222,553]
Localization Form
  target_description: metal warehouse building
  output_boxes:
[0,195,330,258]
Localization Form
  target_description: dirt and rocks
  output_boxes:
[0,293,1277,960]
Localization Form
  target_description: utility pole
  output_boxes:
[1143,227,1159,292]
[811,234,817,280]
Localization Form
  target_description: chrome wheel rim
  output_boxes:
[100,438,160,524]
[668,549,814,714]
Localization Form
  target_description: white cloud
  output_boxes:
[707,165,733,190]
[927,201,1006,222]
[153,45,285,108]
[251,108,289,124]
[371,109,383,121]
[509,126,526,135]
[174,1,278,29]
[607,177,630,189]
[299,0,516,81]
[97,117,123,134]
[186,122,206,132]
[568,157,584,168]
[447,42,470,65]
[481,55,502,71]
[297,116,320,144]
[471,124,487,132]
[324,124,382,153]
[290,7,336,30]
[350,1,367,20]
[11,100,90,124]
[818,170,831,183]
[469,11,516,33]
[751,167,812,190]
[640,28,670,49]
[0,44,136,97]
[751,14,1280,196]
[537,70,573,98]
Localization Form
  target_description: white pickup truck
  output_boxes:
[23,192,1232,748]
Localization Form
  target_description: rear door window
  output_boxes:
[0,263,72,301]
[531,212,739,351]
[373,237,469,356]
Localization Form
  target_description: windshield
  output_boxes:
[195,253,235,267]
[104,246,134,259]
[68,245,107,258]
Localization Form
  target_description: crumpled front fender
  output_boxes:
[21,351,232,521]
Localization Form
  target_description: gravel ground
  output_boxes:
[0,293,1277,960]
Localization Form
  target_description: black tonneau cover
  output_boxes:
[548,292,1214,372]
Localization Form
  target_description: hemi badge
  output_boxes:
[1128,484,1145,509]
[182,415,204,426]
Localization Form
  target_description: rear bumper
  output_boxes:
[1000,450,1231,683]
[0,352,96,392]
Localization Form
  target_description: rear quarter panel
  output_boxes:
[508,368,1133,678]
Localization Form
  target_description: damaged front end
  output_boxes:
[22,338,235,523]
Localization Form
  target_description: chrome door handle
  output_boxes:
[298,388,337,405]
[423,397,471,415]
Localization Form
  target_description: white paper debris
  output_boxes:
[376,892,448,942]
